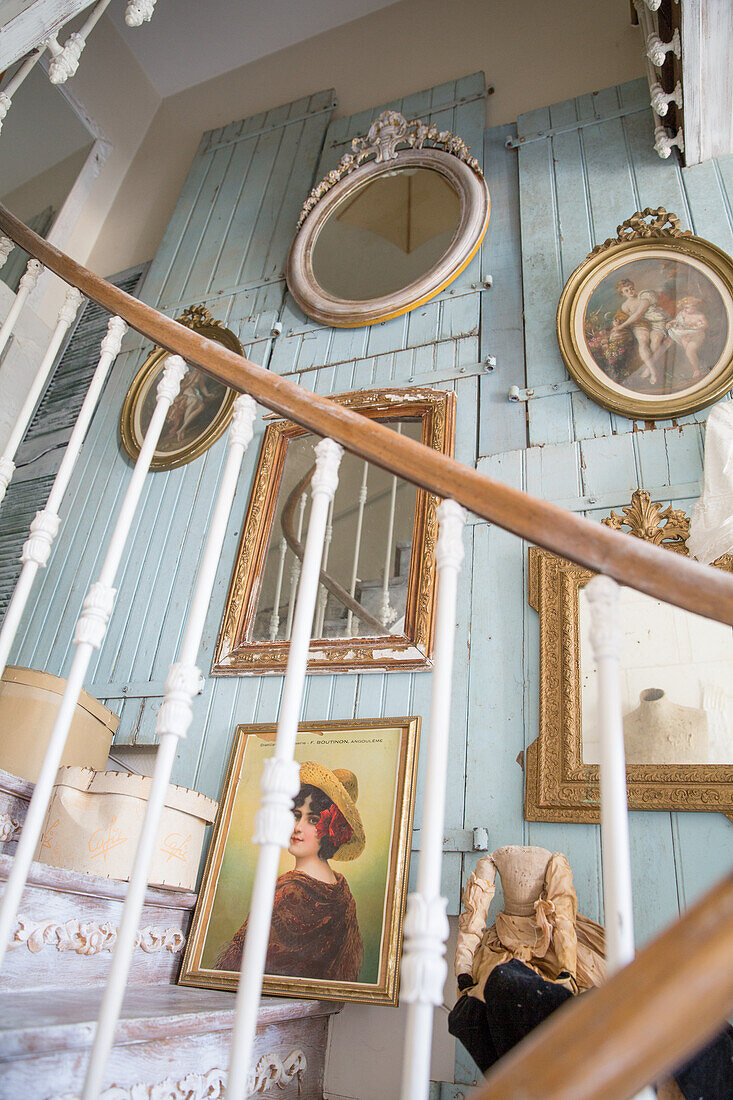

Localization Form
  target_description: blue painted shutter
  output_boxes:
[0,267,144,620]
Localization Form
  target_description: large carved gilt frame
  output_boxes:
[525,491,733,822]
[213,387,455,675]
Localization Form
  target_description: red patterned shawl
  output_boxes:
[214,869,363,982]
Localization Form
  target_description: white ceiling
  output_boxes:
[108,0,401,98]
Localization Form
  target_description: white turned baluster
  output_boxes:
[400,500,466,1100]
[649,78,682,118]
[313,497,335,637]
[0,238,14,268]
[226,438,343,1100]
[0,279,82,510]
[269,537,288,641]
[585,575,655,1100]
[345,461,368,637]
[0,315,125,680]
[46,0,113,84]
[285,491,307,638]
[380,425,402,628]
[125,0,157,26]
[0,257,42,360]
[81,394,257,1100]
[585,576,634,968]
[646,27,680,68]
[653,116,684,160]
[0,355,186,976]
[0,48,44,134]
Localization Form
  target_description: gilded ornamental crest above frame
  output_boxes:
[525,490,733,822]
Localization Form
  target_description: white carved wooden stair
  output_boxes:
[0,852,194,991]
[0,984,338,1099]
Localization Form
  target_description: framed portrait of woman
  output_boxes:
[179,717,419,1005]
[119,304,241,470]
[556,208,733,420]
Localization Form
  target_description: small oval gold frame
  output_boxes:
[286,111,490,328]
[119,305,242,471]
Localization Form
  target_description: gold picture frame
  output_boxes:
[120,305,242,470]
[287,109,490,327]
[179,717,420,1005]
[213,387,455,675]
[556,208,733,419]
[525,490,733,822]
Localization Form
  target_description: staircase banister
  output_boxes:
[3,203,733,626]
[473,871,733,1100]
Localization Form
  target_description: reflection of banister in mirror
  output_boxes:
[213,387,456,675]
[279,464,384,636]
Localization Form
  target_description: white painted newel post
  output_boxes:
[226,437,344,1100]
[400,499,466,1100]
[0,280,83,509]
[81,393,258,1100]
[0,314,126,681]
[585,574,654,1100]
[0,355,187,977]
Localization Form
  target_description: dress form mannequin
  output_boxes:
[449,845,605,1076]
[491,845,551,916]
[623,688,708,764]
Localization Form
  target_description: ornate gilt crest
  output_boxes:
[589,206,691,258]
[602,489,690,553]
[176,304,226,331]
[296,109,483,229]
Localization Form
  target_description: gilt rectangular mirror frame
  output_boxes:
[213,388,455,675]
[525,490,733,822]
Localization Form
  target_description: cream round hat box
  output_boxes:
[0,666,119,783]
[35,767,218,891]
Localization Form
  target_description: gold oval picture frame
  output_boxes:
[120,305,242,470]
[557,208,733,420]
[286,110,490,328]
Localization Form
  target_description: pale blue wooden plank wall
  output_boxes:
[10,75,489,917]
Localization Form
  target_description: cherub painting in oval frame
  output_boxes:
[557,208,733,419]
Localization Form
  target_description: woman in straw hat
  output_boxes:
[215,761,365,982]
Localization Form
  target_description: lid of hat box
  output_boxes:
[0,667,119,783]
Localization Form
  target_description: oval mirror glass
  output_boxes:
[311,166,461,301]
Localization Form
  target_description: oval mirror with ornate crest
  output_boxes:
[287,111,490,327]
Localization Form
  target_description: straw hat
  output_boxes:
[299,760,365,862]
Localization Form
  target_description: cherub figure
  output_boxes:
[667,296,708,378]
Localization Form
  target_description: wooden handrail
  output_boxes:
[475,871,733,1100]
[4,203,733,625]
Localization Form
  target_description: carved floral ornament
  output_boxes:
[10,916,185,956]
[287,110,490,327]
[49,1050,306,1100]
[525,489,733,823]
[296,109,484,228]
